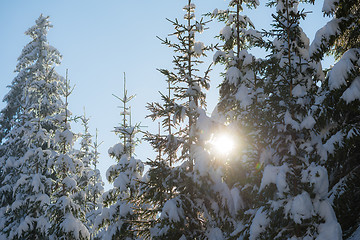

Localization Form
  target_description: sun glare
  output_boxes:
[210,132,235,156]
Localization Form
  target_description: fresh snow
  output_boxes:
[63,176,77,191]
[119,202,132,216]
[220,26,232,40]
[328,49,359,90]
[60,214,90,240]
[1,2,354,239]
[206,227,225,240]
[235,85,253,107]
[113,172,129,192]
[108,143,124,158]
[300,114,316,130]
[302,164,329,199]
[161,198,184,222]
[194,41,204,56]
[55,129,74,146]
[341,77,360,103]
[231,187,244,213]
[259,164,289,196]
[31,174,43,193]
[292,84,306,98]
[245,28,262,40]
[213,50,226,62]
[316,200,342,240]
[249,207,269,240]
[323,131,344,155]
[284,111,300,131]
[226,66,241,85]
[309,18,340,57]
[16,216,33,238]
[348,226,360,240]
[288,192,313,224]
[322,0,340,14]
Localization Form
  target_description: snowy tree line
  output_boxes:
[0,0,359,239]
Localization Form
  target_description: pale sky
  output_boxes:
[0,0,332,190]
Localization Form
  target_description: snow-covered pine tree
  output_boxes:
[138,1,236,238]
[137,78,179,238]
[0,15,65,239]
[48,72,90,240]
[145,78,178,166]
[211,0,265,205]
[75,114,104,239]
[212,0,263,119]
[0,15,61,143]
[74,113,93,219]
[95,74,144,239]
[87,131,105,240]
[1,70,60,240]
[0,13,61,210]
[322,0,359,59]
[310,0,360,238]
[241,1,342,239]
[310,0,359,61]
[210,0,275,237]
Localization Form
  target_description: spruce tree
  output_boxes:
[0,15,61,143]
[241,1,342,239]
[0,15,65,239]
[210,0,271,238]
[0,69,58,239]
[138,1,236,238]
[310,0,360,238]
[75,115,104,239]
[322,0,359,58]
[137,79,179,238]
[211,0,266,198]
[47,72,90,240]
[95,74,144,239]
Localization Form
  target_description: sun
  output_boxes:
[210,132,235,156]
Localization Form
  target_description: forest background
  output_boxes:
[0,0,334,190]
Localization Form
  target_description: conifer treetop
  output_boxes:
[16,14,62,72]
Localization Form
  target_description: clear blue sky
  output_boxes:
[0,0,332,190]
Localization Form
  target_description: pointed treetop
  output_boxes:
[112,72,136,116]
[25,14,52,40]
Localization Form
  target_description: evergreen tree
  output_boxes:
[47,72,90,240]
[95,74,144,239]
[310,0,360,238]
[138,1,235,238]
[0,70,58,239]
[137,79,179,238]
[0,15,61,143]
[75,115,104,239]
[213,0,263,120]
[211,0,266,200]
[238,1,342,239]
[210,0,271,238]
[0,15,64,239]
[322,0,359,58]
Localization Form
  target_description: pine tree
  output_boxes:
[211,0,265,199]
[137,79,179,238]
[138,1,236,238]
[0,15,65,239]
[240,1,342,239]
[210,0,271,238]
[75,115,104,239]
[0,15,61,143]
[310,0,360,238]
[1,70,57,239]
[95,74,144,239]
[48,72,90,240]
[322,0,359,58]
